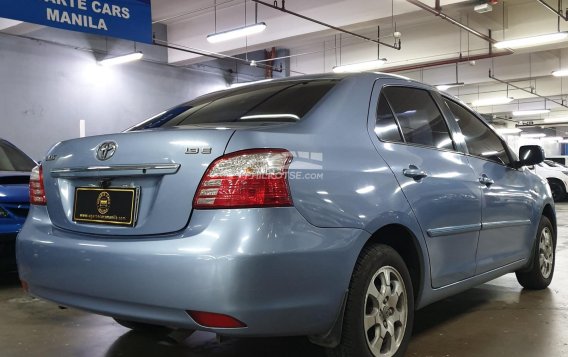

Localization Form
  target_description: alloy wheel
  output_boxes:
[363,266,408,357]
[539,226,554,279]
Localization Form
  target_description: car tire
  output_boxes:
[515,216,555,290]
[327,244,414,357]
[113,318,171,333]
[548,180,565,202]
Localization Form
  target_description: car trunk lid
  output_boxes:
[42,128,234,236]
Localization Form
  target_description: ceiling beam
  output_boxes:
[489,69,568,109]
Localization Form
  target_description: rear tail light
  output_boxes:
[187,310,247,328]
[193,149,293,209]
[29,164,47,205]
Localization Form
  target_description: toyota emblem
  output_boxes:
[96,141,117,161]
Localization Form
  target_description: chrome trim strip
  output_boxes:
[482,219,531,230]
[427,223,482,237]
[51,164,181,178]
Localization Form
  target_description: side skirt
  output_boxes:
[417,259,527,309]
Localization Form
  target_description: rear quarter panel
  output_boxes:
[224,75,431,302]
[225,77,422,232]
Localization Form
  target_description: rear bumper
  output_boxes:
[17,206,368,336]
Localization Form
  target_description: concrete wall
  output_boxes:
[0,29,228,160]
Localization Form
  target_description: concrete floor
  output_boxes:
[2,206,568,357]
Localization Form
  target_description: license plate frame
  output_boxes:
[73,187,140,227]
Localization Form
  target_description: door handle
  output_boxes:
[479,174,494,186]
[403,165,428,180]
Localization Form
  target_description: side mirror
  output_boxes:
[514,145,545,168]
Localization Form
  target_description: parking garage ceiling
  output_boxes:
[146,0,568,130]
[3,0,568,135]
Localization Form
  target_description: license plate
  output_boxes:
[73,187,139,227]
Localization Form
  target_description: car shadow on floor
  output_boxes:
[103,284,517,357]
[105,330,327,357]
[412,286,495,336]
[412,283,555,336]
[105,281,557,357]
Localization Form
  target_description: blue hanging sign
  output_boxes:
[0,0,152,43]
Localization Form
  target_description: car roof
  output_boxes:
[247,72,463,101]
[260,71,416,84]
[227,71,420,86]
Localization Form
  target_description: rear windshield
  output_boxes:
[0,140,35,172]
[127,79,338,131]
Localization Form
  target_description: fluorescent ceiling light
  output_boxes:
[542,136,563,141]
[494,31,568,49]
[520,133,546,138]
[512,109,550,116]
[552,69,568,77]
[471,97,514,106]
[332,59,387,73]
[99,52,143,66]
[436,82,465,91]
[544,118,568,123]
[207,22,267,43]
[496,128,522,134]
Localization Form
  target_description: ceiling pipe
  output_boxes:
[535,0,568,21]
[152,0,236,24]
[489,69,568,109]
[406,0,497,44]
[382,51,510,73]
[153,38,249,63]
[251,0,401,50]
[152,39,298,74]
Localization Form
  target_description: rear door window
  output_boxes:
[375,94,404,142]
[445,99,511,165]
[381,86,455,150]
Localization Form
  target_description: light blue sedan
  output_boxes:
[17,73,556,357]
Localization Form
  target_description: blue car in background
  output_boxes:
[0,139,35,271]
[17,73,557,356]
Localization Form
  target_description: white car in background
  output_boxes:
[529,160,568,201]
[544,159,568,169]
[546,156,568,166]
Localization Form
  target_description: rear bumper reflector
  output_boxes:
[187,310,247,328]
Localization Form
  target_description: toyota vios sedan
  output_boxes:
[1,139,35,271]
[17,73,556,357]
